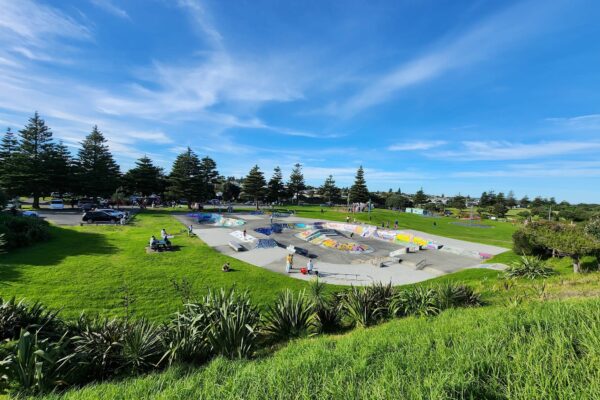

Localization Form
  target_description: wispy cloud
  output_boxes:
[331,0,564,116]
[453,160,600,178]
[388,140,446,151]
[91,0,130,20]
[432,140,600,161]
[546,113,600,131]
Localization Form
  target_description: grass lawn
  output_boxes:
[39,298,600,400]
[281,205,517,247]
[0,211,323,321]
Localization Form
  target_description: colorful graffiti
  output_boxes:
[294,229,373,254]
[192,213,245,227]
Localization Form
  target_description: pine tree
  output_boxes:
[0,127,20,197]
[168,147,202,207]
[46,141,73,196]
[198,156,219,201]
[287,163,305,204]
[76,126,121,198]
[349,166,369,203]
[222,177,241,201]
[414,188,427,207]
[319,174,341,203]
[267,166,284,203]
[17,112,55,208]
[243,165,266,209]
[123,156,165,196]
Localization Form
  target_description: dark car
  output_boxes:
[82,211,119,223]
[78,199,97,211]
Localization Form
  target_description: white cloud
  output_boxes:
[91,0,130,20]
[432,140,600,161]
[333,0,563,116]
[546,114,600,131]
[0,0,89,43]
[388,140,446,151]
[122,131,173,144]
[453,160,600,178]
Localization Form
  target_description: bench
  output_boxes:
[228,241,244,252]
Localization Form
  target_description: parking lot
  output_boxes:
[34,207,138,226]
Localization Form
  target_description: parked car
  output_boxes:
[50,199,64,209]
[77,199,96,211]
[96,208,125,218]
[82,211,119,223]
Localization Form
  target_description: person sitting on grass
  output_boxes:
[149,235,158,250]
[222,262,230,272]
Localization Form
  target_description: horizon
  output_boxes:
[1,0,600,202]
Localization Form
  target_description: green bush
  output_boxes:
[512,228,546,256]
[161,305,211,366]
[64,318,132,380]
[163,289,260,363]
[0,297,63,341]
[434,283,482,310]
[343,286,386,327]
[202,289,260,359]
[1,329,69,395]
[0,213,50,250]
[580,255,599,272]
[262,290,315,341]
[390,286,439,317]
[505,256,554,279]
[0,282,483,395]
[308,279,342,333]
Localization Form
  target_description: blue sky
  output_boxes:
[1,0,600,202]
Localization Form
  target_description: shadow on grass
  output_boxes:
[0,225,117,283]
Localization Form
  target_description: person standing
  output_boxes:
[307,258,314,275]
[285,253,293,273]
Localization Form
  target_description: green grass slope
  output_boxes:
[0,212,319,320]
[284,206,516,247]
[42,298,600,400]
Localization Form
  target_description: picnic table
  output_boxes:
[156,240,171,250]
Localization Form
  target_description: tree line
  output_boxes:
[0,113,373,209]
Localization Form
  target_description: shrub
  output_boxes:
[580,255,599,272]
[343,286,385,327]
[365,282,395,317]
[121,319,165,373]
[1,329,69,395]
[308,279,342,333]
[202,289,260,359]
[263,290,315,341]
[434,283,482,310]
[390,286,440,317]
[163,289,260,364]
[0,297,63,341]
[63,318,129,380]
[0,213,50,250]
[505,256,554,279]
[162,301,212,366]
[512,228,546,256]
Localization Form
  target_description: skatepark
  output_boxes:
[175,212,509,286]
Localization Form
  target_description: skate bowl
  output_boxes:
[191,213,245,227]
